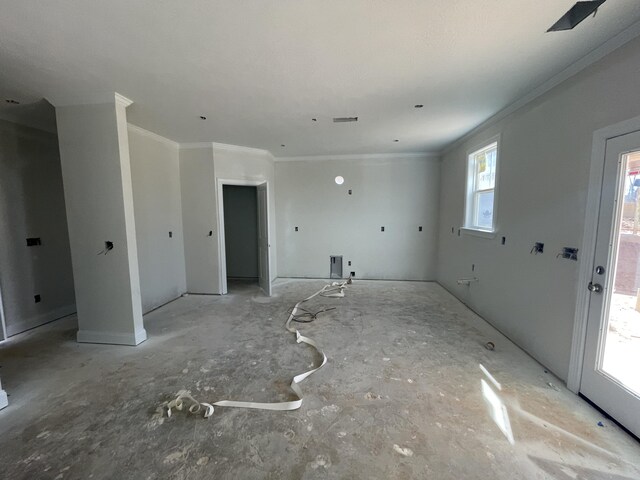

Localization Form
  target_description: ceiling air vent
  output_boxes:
[333,116,358,123]
[547,1,606,32]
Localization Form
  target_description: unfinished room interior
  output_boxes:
[2,0,640,478]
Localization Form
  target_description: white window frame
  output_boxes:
[463,136,500,236]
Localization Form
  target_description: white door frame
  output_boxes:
[215,178,270,295]
[568,113,640,393]
[0,278,7,342]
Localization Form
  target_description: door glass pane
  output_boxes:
[474,191,494,229]
[602,150,640,396]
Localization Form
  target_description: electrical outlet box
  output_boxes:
[560,247,578,261]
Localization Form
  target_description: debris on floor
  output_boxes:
[164,279,351,419]
[393,444,414,457]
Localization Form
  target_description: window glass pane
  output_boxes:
[475,146,496,191]
[474,190,494,229]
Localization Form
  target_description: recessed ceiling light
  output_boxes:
[414,104,423,108]
[5,99,20,105]
[199,115,207,120]
[335,176,345,185]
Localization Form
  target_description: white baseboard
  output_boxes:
[0,389,7,410]
[6,304,76,337]
[77,327,147,346]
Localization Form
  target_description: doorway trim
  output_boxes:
[215,178,270,295]
[568,113,640,393]
[0,287,6,342]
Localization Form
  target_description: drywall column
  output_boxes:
[53,93,146,345]
[180,145,219,293]
[0,377,7,410]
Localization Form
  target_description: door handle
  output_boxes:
[587,282,603,293]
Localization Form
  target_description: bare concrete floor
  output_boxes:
[0,279,638,479]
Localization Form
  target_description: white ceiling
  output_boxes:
[1,1,640,156]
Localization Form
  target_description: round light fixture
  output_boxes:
[335,176,345,185]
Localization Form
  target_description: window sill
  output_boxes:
[460,227,496,239]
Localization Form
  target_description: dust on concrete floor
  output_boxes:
[0,279,638,480]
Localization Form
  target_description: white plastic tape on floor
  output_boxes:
[165,280,350,419]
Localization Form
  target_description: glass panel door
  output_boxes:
[603,149,640,396]
[581,131,640,438]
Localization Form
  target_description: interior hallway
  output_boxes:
[0,279,638,480]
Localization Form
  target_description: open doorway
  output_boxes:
[217,180,271,296]
[222,185,259,293]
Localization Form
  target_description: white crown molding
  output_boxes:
[274,152,439,162]
[127,123,179,148]
[47,91,133,108]
[114,93,133,107]
[0,113,57,135]
[440,18,640,157]
[179,142,213,150]
[210,141,272,157]
[179,141,272,158]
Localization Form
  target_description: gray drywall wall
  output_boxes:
[213,148,278,281]
[128,126,187,312]
[55,99,146,345]
[180,146,219,293]
[223,185,258,278]
[179,145,277,293]
[437,35,640,382]
[275,155,440,280]
[0,119,75,336]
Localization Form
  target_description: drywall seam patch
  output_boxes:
[165,280,350,419]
